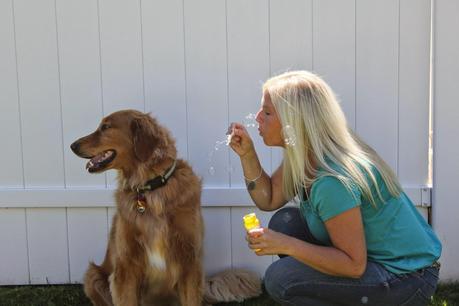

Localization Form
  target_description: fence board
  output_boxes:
[98,0,145,187]
[0,0,23,188]
[184,0,229,187]
[227,0,270,187]
[355,0,399,171]
[27,208,69,284]
[433,0,459,281]
[398,0,431,186]
[270,0,312,75]
[141,0,188,159]
[202,207,232,275]
[67,208,108,283]
[313,0,356,130]
[13,0,64,187]
[0,208,29,285]
[56,0,105,188]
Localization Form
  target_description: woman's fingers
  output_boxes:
[248,239,264,249]
[231,135,241,144]
[246,232,264,244]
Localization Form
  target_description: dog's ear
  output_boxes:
[130,115,158,162]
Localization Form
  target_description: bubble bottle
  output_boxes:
[243,213,264,252]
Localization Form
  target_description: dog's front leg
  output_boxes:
[109,266,141,306]
[178,263,204,306]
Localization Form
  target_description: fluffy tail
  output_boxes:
[203,269,262,304]
[84,262,113,306]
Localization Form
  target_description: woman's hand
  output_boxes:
[246,228,293,256]
[228,122,255,158]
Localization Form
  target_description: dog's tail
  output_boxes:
[84,262,113,306]
[203,269,262,304]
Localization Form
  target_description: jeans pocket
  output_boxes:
[400,288,430,306]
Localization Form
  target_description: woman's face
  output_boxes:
[256,91,284,147]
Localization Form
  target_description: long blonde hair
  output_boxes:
[263,71,401,205]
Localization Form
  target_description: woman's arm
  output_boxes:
[229,123,289,211]
[248,207,367,278]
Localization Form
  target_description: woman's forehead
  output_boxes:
[262,91,273,107]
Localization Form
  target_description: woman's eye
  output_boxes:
[265,112,270,116]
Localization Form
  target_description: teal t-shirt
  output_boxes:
[299,165,442,275]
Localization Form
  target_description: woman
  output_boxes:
[228,71,441,305]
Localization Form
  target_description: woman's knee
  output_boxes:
[268,207,310,242]
[268,207,302,233]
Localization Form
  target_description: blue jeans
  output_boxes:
[264,207,440,306]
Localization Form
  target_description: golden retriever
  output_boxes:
[70,110,261,306]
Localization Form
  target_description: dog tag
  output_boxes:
[136,193,146,214]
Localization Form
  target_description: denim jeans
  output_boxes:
[264,207,440,306]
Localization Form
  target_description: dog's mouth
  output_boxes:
[85,150,116,173]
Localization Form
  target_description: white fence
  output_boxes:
[0,0,457,285]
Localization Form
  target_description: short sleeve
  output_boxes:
[310,176,362,221]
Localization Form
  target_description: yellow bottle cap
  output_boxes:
[243,213,260,231]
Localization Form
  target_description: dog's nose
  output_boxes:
[70,141,80,153]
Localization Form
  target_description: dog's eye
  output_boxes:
[100,124,111,131]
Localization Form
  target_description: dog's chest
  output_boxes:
[144,228,168,273]
[146,247,166,271]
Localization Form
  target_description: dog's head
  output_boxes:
[70,109,176,175]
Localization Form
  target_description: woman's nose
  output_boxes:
[255,110,262,123]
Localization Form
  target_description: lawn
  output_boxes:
[0,283,458,306]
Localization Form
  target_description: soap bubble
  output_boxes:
[226,134,232,145]
[208,166,216,176]
[243,113,257,128]
[207,112,257,176]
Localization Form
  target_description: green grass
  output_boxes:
[0,282,458,306]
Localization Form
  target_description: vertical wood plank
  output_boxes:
[98,0,145,186]
[313,0,356,129]
[269,0,313,168]
[356,0,399,171]
[98,0,144,113]
[27,208,69,284]
[56,0,105,188]
[141,0,188,159]
[0,208,29,285]
[433,0,459,281]
[13,0,64,187]
[227,0,270,187]
[231,207,273,277]
[202,207,232,275]
[184,0,229,187]
[270,0,312,75]
[398,0,430,186]
[0,0,23,187]
[67,208,108,283]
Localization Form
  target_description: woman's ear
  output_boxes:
[130,115,158,162]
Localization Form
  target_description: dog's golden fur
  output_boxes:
[71,110,203,306]
[71,110,261,306]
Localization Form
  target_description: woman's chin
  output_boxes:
[262,138,273,146]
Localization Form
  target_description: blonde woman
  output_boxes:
[228,71,441,305]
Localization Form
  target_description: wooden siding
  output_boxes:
[0,0,433,284]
